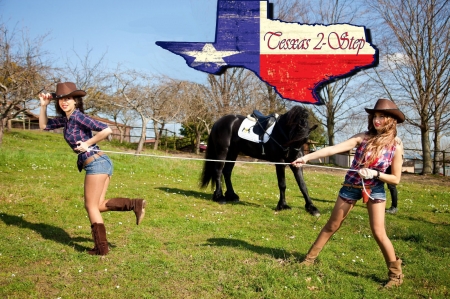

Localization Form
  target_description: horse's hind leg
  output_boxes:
[212,161,226,202]
[223,161,239,202]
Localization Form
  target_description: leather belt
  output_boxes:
[83,152,105,167]
[341,183,371,189]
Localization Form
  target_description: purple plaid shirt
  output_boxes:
[344,134,397,187]
[44,109,108,172]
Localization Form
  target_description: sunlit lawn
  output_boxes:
[0,130,449,298]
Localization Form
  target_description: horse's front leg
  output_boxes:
[289,165,320,216]
[275,165,290,210]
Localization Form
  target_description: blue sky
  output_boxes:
[1,0,219,83]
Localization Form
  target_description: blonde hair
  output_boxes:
[361,114,398,167]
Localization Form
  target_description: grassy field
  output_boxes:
[0,129,449,299]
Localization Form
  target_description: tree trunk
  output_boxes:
[421,125,432,175]
[433,131,441,175]
[117,126,125,143]
[327,114,336,165]
[266,83,277,114]
[0,118,5,146]
[195,131,201,155]
[136,117,149,154]
[153,121,160,150]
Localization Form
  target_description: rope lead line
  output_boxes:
[86,147,375,200]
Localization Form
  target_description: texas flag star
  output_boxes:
[183,43,241,67]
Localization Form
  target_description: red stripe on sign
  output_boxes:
[260,54,375,103]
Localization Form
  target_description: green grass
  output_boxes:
[1,129,449,298]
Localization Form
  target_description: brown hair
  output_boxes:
[361,114,397,167]
[55,96,84,117]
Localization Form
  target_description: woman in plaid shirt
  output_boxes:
[39,82,146,256]
[291,98,405,288]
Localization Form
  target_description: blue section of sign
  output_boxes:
[156,0,261,75]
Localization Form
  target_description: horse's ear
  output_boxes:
[309,124,318,133]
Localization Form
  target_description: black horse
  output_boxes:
[200,106,320,216]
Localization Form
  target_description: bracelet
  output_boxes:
[374,170,380,179]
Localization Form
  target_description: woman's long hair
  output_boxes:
[361,114,398,167]
[54,97,84,117]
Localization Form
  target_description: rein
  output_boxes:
[263,117,303,158]
[255,118,288,153]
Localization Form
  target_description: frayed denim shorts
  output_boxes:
[339,181,386,202]
[84,154,113,176]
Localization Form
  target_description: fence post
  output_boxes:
[443,150,446,177]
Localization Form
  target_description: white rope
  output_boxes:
[86,147,375,201]
[89,148,290,165]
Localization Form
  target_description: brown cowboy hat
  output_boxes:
[52,82,86,99]
[365,98,405,123]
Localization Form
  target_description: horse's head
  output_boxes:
[281,106,317,162]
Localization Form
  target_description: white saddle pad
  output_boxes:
[237,118,275,143]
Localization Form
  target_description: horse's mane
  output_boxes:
[284,106,309,127]
[282,106,310,146]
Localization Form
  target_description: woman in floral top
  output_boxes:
[291,98,405,288]
[39,82,146,256]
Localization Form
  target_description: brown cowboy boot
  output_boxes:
[300,244,323,266]
[89,223,109,256]
[385,257,404,288]
[105,197,147,225]
[88,224,98,255]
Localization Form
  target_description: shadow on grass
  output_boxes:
[156,187,212,200]
[401,214,450,227]
[341,269,385,285]
[155,187,261,207]
[0,213,91,252]
[205,237,303,261]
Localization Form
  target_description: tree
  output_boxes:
[113,71,184,153]
[0,23,52,145]
[367,0,450,174]
[58,45,109,115]
[178,81,213,154]
[97,92,136,143]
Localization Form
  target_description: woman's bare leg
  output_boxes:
[313,196,356,248]
[84,174,110,224]
[367,199,396,263]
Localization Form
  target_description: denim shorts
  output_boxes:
[84,154,113,176]
[339,181,386,202]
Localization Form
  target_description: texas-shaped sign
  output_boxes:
[156,0,378,104]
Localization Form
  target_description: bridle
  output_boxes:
[256,116,305,160]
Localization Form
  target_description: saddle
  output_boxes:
[245,110,279,155]
[247,110,278,136]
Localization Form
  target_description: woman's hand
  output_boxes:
[358,168,378,179]
[39,92,52,107]
[75,141,90,153]
[291,157,307,168]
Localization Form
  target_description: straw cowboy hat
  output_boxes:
[365,98,405,123]
[52,82,86,99]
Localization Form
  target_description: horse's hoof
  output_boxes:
[306,205,320,217]
[225,192,239,202]
[213,195,227,204]
[276,204,292,211]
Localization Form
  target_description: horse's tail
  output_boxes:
[200,132,216,189]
